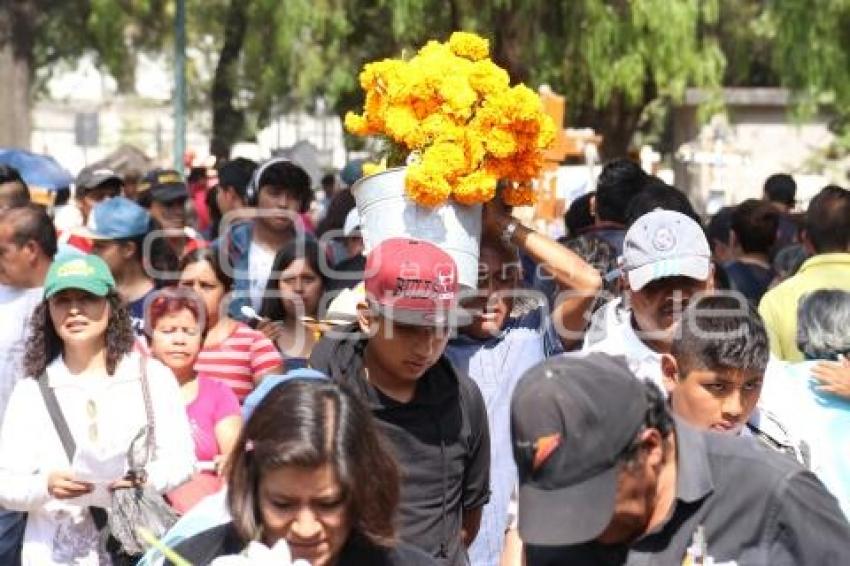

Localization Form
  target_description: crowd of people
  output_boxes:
[0,154,848,565]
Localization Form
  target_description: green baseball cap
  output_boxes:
[44,255,116,299]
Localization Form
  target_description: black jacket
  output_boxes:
[310,327,491,566]
[168,522,437,565]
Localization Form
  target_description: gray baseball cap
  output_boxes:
[622,209,710,291]
[75,168,122,192]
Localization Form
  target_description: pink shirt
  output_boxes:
[194,322,282,402]
[186,377,241,462]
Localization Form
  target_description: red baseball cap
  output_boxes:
[364,238,469,326]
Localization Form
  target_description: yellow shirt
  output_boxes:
[758,253,850,361]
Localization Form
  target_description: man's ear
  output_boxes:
[660,354,681,396]
[121,240,137,260]
[21,240,39,263]
[705,263,716,292]
[640,427,665,469]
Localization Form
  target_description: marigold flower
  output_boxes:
[405,162,452,207]
[344,112,371,136]
[453,170,498,205]
[448,32,490,62]
[345,32,554,207]
[422,142,468,181]
[503,181,536,206]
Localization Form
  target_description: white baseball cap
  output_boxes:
[622,209,711,291]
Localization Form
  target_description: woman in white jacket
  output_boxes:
[0,254,195,565]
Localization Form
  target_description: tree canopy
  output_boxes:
[1,0,848,158]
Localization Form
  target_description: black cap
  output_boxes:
[75,168,122,192]
[511,353,647,546]
[139,169,188,203]
[217,158,257,198]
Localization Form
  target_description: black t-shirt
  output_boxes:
[168,522,438,565]
[310,328,491,566]
[327,253,366,291]
[723,261,774,304]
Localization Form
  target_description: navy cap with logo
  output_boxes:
[511,352,648,546]
[139,169,188,203]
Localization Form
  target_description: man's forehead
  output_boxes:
[640,275,708,294]
[687,366,764,382]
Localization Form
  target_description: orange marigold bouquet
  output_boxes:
[345,32,556,207]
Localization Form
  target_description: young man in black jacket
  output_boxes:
[310,238,490,566]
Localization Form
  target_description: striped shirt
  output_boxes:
[194,323,282,402]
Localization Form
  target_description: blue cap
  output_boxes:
[79,196,150,240]
[242,368,329,421]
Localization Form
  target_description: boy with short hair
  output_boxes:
[662,293,805,461]
[310,238,490,566]
[217,158,313,321]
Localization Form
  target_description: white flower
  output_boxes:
[210,539,311,565]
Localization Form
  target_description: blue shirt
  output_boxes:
[761,360,850,519]
[445,307,560,566]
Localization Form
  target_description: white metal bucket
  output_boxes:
[351,167,482,288]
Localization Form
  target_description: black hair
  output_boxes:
[564,192,595,237]
[258,161,313,213]
[805,185,850,253]
[624,182,702,228]
[218,157,257,199]
[24,289,134,378]
[731,199,779,255]
[206,185,222,240]
[258,240,328,321]
[316,188,355,238]
[139,219,180,286]
[617,380,674,465]
[180,247,234,291]
[595,159,649,225]
[671,293,769,377]
[53,187,70,207]
[706,206,734,251]
[0,165,31,207]
[227,378,400,547]
[764,173,796,206]
[0,204,58,259]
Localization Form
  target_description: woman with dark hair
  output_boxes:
[180,248,283,402]
[0,255,194,565]
[169,378,435,565]
[258,240,329,367]
[146,288,242,513]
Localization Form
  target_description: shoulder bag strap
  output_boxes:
[37,372,76,462]
[37,371,109,530]
[138,356,156,466]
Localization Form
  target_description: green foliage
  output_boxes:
[769,0,850,117]
[13,0,850,157]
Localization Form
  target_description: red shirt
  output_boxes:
[194,322,282,402]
